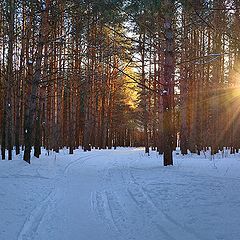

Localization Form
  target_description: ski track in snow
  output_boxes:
[17,189,56,240]
[124,165,205,240]
[16,152,99,240]
[62,153,101,175]
[94,156,197,240]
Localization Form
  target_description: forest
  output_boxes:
[1,0,240,165]
[2,1,240,240]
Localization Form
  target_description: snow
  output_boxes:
[1,148,240,240]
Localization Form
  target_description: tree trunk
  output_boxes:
[162,0,175,166]
[23,3,48,163]
[6,0,14,160]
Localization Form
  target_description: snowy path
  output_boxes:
[1,148,240,240]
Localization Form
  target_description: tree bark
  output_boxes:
[162,0,175,166]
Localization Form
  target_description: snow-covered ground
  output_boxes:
[1,148,240,240]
